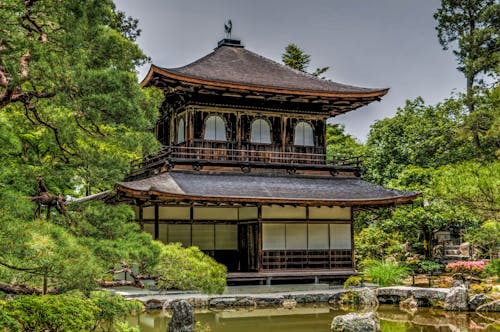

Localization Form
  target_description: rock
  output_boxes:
[444,286,468,311]
[468,294,493,311]
[145,298,163,310]
[376,286,448,302]
[331,312,381,332]
[340,288,379,310]
[399,296,418,314]
[282,299,297,309]
[167,300,195,332]
[476,299,500,312]
[459,242,470,257]
[357,288,379,309]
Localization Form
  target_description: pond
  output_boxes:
[128,304,500,332]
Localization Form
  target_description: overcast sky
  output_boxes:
[114,0,465,141]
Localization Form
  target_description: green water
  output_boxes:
[128,305,500,331]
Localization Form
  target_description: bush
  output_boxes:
[363,260,409,287]
[0,291,142,332]
[343,276,362,289]
[445,260,487,276]
[1,292,99,332]
[155,242,227,294]
[485,259,500,278]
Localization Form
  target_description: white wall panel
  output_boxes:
[308,224,329,249]
[263,224,286,250]
[262,206,306,219]
[215,224,237,250]
[192,224,215,250]
[309,207,351,220]
[330,224,352,249]
[286,224,307,249]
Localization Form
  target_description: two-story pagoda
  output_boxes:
[115,39,419,284]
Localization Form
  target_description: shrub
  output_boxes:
[0,291,142,332]
[343,276,362,289]
[155,242,227,294]
[485,259,500,278]
[363,260,409,287]
[445,260,487,276]
[1,292,99,332]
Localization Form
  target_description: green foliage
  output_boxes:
[0,213,101,293]
[354,224,404,262]
[90,291,143,332]
[464,220,500,259]
[0,0,165,296]
[1,292,99,332]
[434,0,499,86]
[365,97,475,184]
[282,44,311,72]
[326,124,365,160]
[363,260,409,287]
[282,43,329,77]
[343,276,362,289]
[0,291,142,332]
[485,259,500,278]
[73,202,162,274]
[155,243,227,294]
[433,162,499,220]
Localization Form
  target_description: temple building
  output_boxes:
[114,38,419,284]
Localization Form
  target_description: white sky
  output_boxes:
[114,0,465,141]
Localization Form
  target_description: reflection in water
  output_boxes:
[128,305,500,332]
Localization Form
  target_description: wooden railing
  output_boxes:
[127,144,363,179]
[262,249,353,270]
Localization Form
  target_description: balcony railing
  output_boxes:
[127,142,363,180]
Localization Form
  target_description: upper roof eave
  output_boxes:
[140,65,389,100]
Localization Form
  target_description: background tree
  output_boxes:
[434,0,499,147]
[282,43,329,77]
[0,0,226,299]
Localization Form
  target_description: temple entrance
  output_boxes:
[238,223,259,272]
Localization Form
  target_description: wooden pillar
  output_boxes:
[236,112,242,149]
[281,116,287,153]
[188,109,194,146]
[154,204,159,240]
[350,207,355,269]
[138,205,144,231]
[257,205,263,272]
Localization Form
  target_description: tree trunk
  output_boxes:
[466,75,481,149]
[0,282,58,295]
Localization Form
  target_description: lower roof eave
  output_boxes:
[115,184,421,208]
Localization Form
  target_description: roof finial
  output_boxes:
[224,19,232,39]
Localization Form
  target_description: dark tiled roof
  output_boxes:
[146,45,387,97]
[117,171,419,206]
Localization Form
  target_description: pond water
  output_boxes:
[128,305,500,332]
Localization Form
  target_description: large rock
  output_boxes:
[444,286,468,311]
[399,296,418,314]
[340,288,379,310]
[167,300,195,332]
[331,312,381,332]
[476,299,500,312]
[468,294,493,311]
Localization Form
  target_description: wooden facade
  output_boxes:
[116,39,419,284]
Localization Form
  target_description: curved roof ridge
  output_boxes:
[240,46,384,93]
[148,45,388,96]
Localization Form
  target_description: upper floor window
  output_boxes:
[294,121,314,146]
[204,115,226,141]
[251,119,271,144]
[177,118,185,143]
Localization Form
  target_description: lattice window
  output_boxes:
[204,115,226,141]
[177,118,185,143]
[294,121,314,146]
[251,118,271,144]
